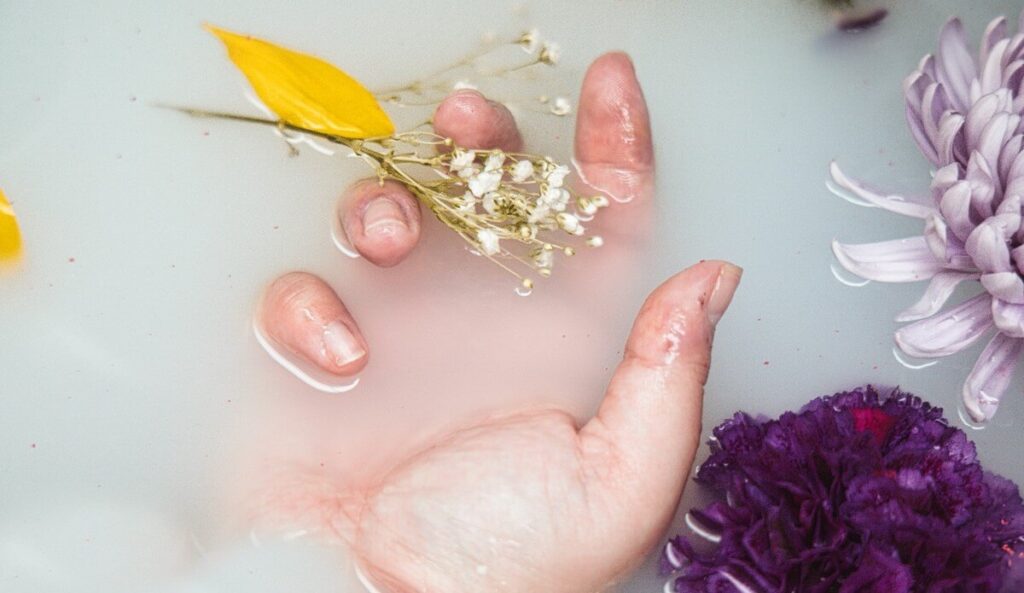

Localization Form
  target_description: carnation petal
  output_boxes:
[962,332,1023,422]
[895,293,993,358]
[832,237,946,283]
[896,271,979,322]
[829,163,935,218]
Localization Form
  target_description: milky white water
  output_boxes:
[2,1,1023,591]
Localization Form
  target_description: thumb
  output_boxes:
[579,261,741,531]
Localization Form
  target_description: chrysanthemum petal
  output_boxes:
[982,272,1024,303]
[966,216,1015,272]
[939,181,976,240]
[965,93,1002,149]
[980,16,1009,71]
[937,18,978,112]
[896,271,979,322]
[895,293,993,357]
[832,237,946,283]
[992,298,1024,337]
[936,112,966,164]
[962,332,1022,422]
[829,163,935,218]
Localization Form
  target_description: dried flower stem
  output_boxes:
[167,103,606,290]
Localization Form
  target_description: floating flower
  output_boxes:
[663,386,1024,593]
[832,10,1024,422]
[0,187,23,266]
[180,26,605,291]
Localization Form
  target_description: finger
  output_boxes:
[432,89,524,152]
[580,261,741,520]
[340,179,422,268]
[574,52,654,203]
[260,272,369,376]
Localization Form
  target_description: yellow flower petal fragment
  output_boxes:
[0,187,23,265]
[206,25,394,139]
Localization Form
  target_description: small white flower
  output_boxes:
[539,42,561,65]
[453,80,478,91]
[577,198,598,216]
[528,204,550,224]
[458,191,476,212]
[511,160,534,183]
[586,236,604,248]
[458,165,479,179]
[477,229,501,256]
[540,186,569,211]
[518,28,540,55]
[482,192,499,215]
[484,151,506,172]
[557,212,581,234]
[450,149,476,172]
[546,164,570,188]
[534,249,554,269]
[468,170,502,197]
[550,97,571,116]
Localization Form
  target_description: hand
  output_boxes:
[258,52,654,378]
[253,54,743,593]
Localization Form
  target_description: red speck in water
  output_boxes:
[30,443,36,449]
[872,365,879,370]
[273,225,279,230]
[202,131,210,137]
[68,257,76,263]
[763,360,770,366]
[226,399,232,404]
[129,95,137,102]
[33,96,41,102]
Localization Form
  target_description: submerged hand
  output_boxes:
[253,54,743,593]
[258,52,654,376]
[347,261,741,593]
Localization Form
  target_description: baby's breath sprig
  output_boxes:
[370,139,609,292]
[175,27,600,292]
[375,29,573,118]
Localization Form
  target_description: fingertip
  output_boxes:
[625,261,741,368]
[433,89,524,152]
[574,51,654,203]
[341,179,422,268]
[261,272,369,376]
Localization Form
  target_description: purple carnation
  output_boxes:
[662,386,1024,593]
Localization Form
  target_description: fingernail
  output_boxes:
[322,321,366,366]
[362,197,408,236]
[707,263,743,326]
[452,88,484,99]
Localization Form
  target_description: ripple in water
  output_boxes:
[891,346,939,370]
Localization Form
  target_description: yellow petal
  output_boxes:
[0,187,23,265]
[207,25,394,139]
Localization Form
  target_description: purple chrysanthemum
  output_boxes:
[831,11,1024,422]
[662,386,1024,593]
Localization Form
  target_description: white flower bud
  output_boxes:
[511,159,535,183]
[477,229,500,256]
